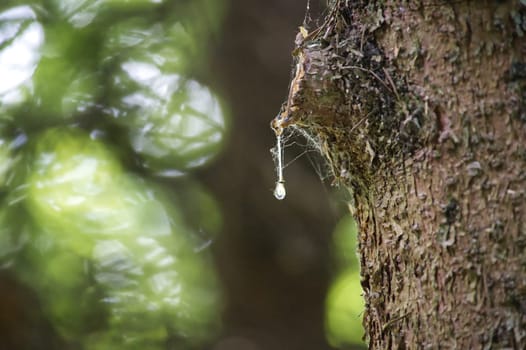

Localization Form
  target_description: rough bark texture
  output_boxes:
[274,0,526,348]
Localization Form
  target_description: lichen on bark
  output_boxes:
[273,0,526,349]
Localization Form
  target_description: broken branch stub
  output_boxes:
[272,1,424,195]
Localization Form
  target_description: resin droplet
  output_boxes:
[274,181,286,200]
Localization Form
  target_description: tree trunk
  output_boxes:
[274,0,526,348]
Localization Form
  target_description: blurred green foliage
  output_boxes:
[0,0,227,348]
[325,214,366,348]
[0,138,13,186]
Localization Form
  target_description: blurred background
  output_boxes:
[0,0,364,349]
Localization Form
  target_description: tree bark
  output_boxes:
[274,0,526,348]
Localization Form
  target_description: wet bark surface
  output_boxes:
[277,0,526,348]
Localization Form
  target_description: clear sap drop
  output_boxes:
[274,181,286,200]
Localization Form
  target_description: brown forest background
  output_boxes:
[204,1,339,349]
